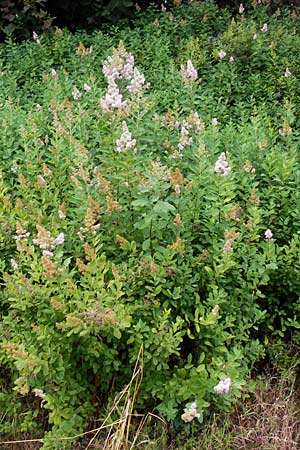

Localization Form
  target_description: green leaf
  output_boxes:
[131,199,149,208]
[153,201,175,216]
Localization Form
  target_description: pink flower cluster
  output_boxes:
[178,111,204,151]
[180,60,198,82]
[214,152,231,176]
[99,42,145,113]
[116,121,136,152]
[178,120,193,151]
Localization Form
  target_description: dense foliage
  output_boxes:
[1,0,298,41]
[0,1,300,448]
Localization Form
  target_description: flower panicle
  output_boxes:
[180,59,198,82]
[99,41,146,113]
[116,121,136,152]
[214,152,231,176]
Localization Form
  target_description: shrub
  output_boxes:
[0,2,300,448]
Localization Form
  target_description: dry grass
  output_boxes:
[229,371,300,450]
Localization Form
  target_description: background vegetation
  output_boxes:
[1,0,300,40]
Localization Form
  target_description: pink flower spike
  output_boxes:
[214,152,231,176]
[116,121,136,152]
[180,60,198,82]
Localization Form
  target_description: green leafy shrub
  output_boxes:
[0,2,300,448]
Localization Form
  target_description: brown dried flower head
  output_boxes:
[76,41,93,56]
[83,242,96,261]
[170,167,185,193]
[42,256,62,276]
[243,160,252,173]
[226,205,244,221]
[65,278,76,290]
[249,189,260,204]
[50,299,64,310]
[106,195,121,215]
[223,229,239,254]
[168,236,185,255]
[76,258,88,273]
[258,134,269,150]
[174,213,182,225]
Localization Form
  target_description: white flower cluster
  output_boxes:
[14,227,30,241]
[214,377,232,394]
[33,31,41,45]
[116,121,136,152]
[218,49,227,60]
[10,258,18,270]
[181,401,201,423]
[37,174,47,185]
[127,67,145,93]
[284,68,292,78]
[33,388,46,399]
[264,228,273,240]
[214,152,231,176]
[71,84,91,100]
[83,83,91,92]
[58,209,66,219]
[100,82,125,111]
[180,60,198,82]
[99,42,145,113]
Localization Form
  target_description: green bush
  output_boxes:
[0,2,300,448]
